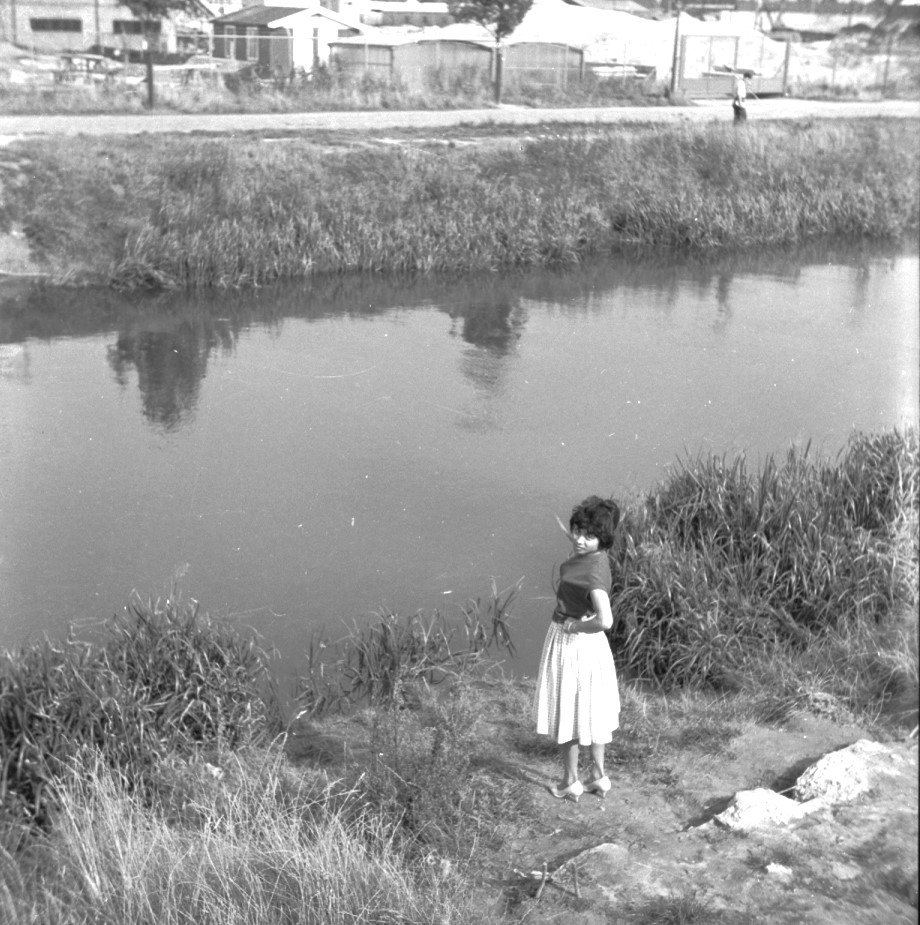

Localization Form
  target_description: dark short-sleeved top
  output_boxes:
[551,552,612,623]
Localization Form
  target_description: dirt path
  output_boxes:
[0,98,916,141]
[506,713,918,925]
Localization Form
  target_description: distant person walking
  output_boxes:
[733,72,748,123]
[532,495,621,803]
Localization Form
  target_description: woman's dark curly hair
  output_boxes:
[569,495,620,550]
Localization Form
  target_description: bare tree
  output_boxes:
[447,0,534,103]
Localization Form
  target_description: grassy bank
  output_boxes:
[1,428,916,923]
[2,118,917,289]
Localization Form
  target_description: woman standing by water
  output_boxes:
[532,495,621,802]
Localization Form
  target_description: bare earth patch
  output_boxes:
[506,716,917,924]
[290,677,918,925]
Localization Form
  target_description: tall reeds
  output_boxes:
[297,577,520,714]
[294,582,528,861]
[0,747,479,925]
[0,593,280,825]
[4,119,917,289]
[611,427,919,718]
[0,583,526,922]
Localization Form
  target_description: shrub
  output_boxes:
[610,427,919,716]
[0,593,280,825]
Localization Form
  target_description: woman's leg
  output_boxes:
[560,740,579,786]
[589,741,606,781]
[549,740,585,800]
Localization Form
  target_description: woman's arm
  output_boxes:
[564,589,614,634]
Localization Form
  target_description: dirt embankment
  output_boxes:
[289,677,919,925]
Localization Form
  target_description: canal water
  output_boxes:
[1,244,917,691]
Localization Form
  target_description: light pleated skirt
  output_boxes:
[532,622,620,745]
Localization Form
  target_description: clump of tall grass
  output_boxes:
[4,118,917,288]
[350,678,534,860]
[0,746,482,925]
[611,427,918,720]
[296,577,520,715]
[0,593,280,826]
[293,581,530,861]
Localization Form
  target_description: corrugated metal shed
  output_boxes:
[504,42,584,86]
[330,35,494,89]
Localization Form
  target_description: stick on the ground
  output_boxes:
[535,862,548,901]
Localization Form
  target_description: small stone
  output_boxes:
[831,862,861,881]
[204,762,225,780]
[766,863,794,882]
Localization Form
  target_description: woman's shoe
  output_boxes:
[549,780,584,803]
[584,775,611,798]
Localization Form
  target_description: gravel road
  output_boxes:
[0,98,917,139]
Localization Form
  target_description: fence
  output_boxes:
[330,38,595,91]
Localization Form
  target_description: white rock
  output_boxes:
[831,861,862,881]
[766,863,794,882]
[794,739,904,803]
[713,788,825,831]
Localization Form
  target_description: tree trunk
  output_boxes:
[494,45,503,104]
[144,28,155,109]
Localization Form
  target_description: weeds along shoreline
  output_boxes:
[1,429,916,923]
[2,117,917,289]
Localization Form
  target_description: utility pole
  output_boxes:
[144,34,155,107]
[669,7,681,97]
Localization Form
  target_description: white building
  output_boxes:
[0,0,214,55]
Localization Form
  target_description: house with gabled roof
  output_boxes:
[210,2,365,73]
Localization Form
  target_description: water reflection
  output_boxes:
[713,273,733,333]
[0,343,31,383]
[107,321,236,431]
[2,240,909,437]
[1,241,917,680]
[449,298,526,356]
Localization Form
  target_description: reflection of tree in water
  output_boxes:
[713,273,733,333]
[449,299,527,398]
[107,320,235,431]
[450,299,526,356]
[445,299,527,431]
[849,256,872,324]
